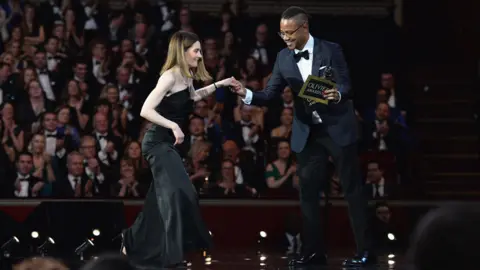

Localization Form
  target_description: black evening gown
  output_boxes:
[123,89,212,268]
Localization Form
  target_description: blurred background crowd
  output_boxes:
[0,0,416,200]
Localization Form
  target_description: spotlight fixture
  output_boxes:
[0,236,20,259]
[37,237,55,256]
[387,233,396,241]
[259,231,267,238]
[31,231,39,239]
[92,229,100,237]
[75,239,94,260]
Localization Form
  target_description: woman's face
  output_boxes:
[185,41,203,68]
[65,9,75,23]
[196,145,210,161]
[67,80,79,97]
[246,58,256,73]
[280,108,293,125]
[121,160,135,178]
[224,32,234,46]
[221,161,235,181]
[123,52,135,65]
[277,141,291,159]
[2,53,14,65]
[29,81,43,98]
[12,27,21,41]
[128,142,141,159]
[53,25,64,39]
[106,87,119,103]
[2,103,14,119]
[9,41,21,56]
[32,134,45,153]
[25,6,34,21]
[24,69,35,84]
[121,40,133,53]
[57,108,70,124]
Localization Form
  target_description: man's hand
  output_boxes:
[323,89,340,102]
[230,78,246,97]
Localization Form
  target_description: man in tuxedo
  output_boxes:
[231,6,373,267]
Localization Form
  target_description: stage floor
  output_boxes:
[183,250,404,270]
[6,249,405,270]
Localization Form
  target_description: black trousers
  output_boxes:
[296,126,371,254]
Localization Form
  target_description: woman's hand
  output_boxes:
[171,124,185,145]
[219,76,234,87]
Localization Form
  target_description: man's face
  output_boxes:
[46,38,58,53]
[194,101,208,117]
[74,63,87,79]
[80,139,96,158]
[17,155,33,174]
[117,68,130,85]
[381,73,394,89]
[367,162,382,182]
[43,113,57,131]
[256,24,268,44]
[375,103,389,120]
[68,154,84,176]
[94,114,108,133]
[33,53,46,68]
[189,118,204,136]
[279,18,308,50]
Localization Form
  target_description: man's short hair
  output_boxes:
[281,6,310,24]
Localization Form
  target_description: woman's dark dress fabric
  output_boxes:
[123,89,212,267]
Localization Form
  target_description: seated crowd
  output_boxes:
[0,0,413,199]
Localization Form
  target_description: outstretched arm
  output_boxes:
[190,77,233,102]
[139,71,178,130]
[236,53,287,106]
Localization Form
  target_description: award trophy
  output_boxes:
[298,66,336,107]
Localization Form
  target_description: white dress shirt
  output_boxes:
[242,34,341,124]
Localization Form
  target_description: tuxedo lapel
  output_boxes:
[312,38,323,77]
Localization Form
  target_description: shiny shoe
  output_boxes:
[120,231,127,255]
[342,251,377,267]
[288,252,327,267]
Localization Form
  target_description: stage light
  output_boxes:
[92,229,100,237]
[37,237,55,256]
[0,236,20,258]
[388,260,395,265]
[259,231,267,238]
[388,254,395,259]
[31,231,39,239]
[259,255,267,261]
[75,238,95,260]
[387,233,396,241]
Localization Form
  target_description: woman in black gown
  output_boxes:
[121,31,234,268]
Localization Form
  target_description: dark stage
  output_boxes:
[0,199,454,269]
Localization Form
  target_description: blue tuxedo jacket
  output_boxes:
[249,37,358,153]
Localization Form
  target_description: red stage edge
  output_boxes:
[0,199,439,249]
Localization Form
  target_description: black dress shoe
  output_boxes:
[288,252,327,266]
[342,251,377,267]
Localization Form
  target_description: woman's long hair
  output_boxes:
[160,31,211,82]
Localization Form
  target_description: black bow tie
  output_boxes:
[98,135,107,140]
[294,50,309,62]
[38,69,48,75]
[46,134,56,138]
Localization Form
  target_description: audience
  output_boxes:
[0,1,410,200]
